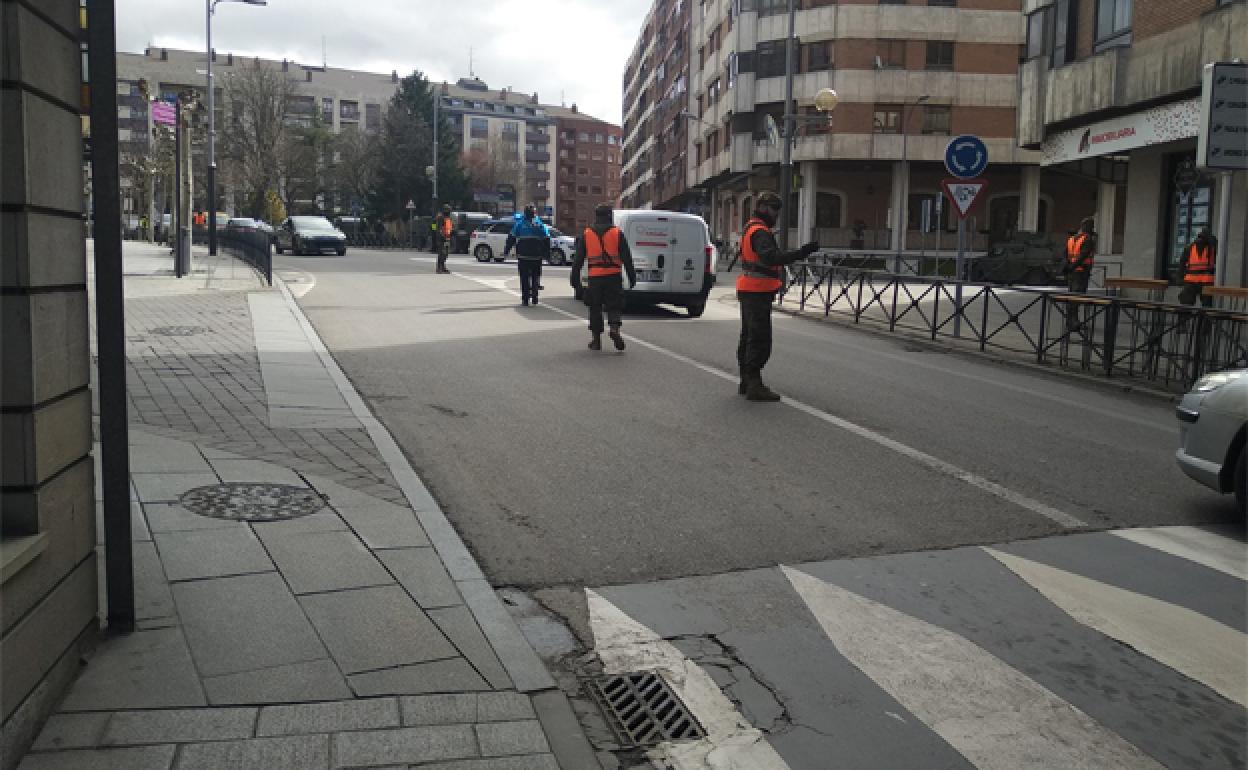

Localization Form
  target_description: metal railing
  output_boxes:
[777,263,1248,391]
[217,229,272,285]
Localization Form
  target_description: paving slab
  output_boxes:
[258,531,393,595]
[475,720,550,756]
[256,698,399,737]
[429,606,512,691]
[348,659,491,697]
[132,540,175,622]
[206,459,305,485]
[101,708,256,746]
[249,511,347,537]
[306,476,430,548]
[30,713,111,751]
[59,628,206,711]
[143,503,243,533]
[399,694,477,726]
[417,758,560,770]
[455,579,555,694]
[128,441,212,473]
[378,548,461,608]
[298,585,456,674]
[175,734,329,770]
[154,528,273,581]
[17,746,176,770]
[173,572,328,678]
[267,406,358,430]
[203,659,352,705]
[475,692,535,722]
[131,473,219,503]
[331,725,477,768]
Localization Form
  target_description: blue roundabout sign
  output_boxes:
[945,135,989,179]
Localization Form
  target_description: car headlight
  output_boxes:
[1192,369,1248,393]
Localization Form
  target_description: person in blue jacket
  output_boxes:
[503,204,551,306]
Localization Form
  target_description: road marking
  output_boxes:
[587,589,793,770]
[986,548,1248,707]
[461,273,1085,528]
[782,566,1163,769]
[1111,526,1247,580]
[274,268,317,298]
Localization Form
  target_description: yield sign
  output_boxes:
[941,178,988,220]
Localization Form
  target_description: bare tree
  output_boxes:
[462,136,526,214]
[332,126,380,213]
[218,61,296,218]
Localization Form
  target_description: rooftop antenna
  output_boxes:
[469,46,474,77]
[561,90,566,107]
[322,36,327,68]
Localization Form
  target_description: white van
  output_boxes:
[574,210,716,317]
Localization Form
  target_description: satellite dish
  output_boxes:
[764,114,780,148]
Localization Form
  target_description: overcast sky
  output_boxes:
[115,0,651,124]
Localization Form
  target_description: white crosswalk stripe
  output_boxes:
[1112,525,1248,580]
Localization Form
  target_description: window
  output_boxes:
[577,150,588,160]
[594,133,605,143]
[877,39,906,69]
[1096,0,1131,49]
[757,0,787,15]
[321,97,333,122]
[470,118,488,139]
[1025,9,1048,60]
[591,185,603,194]
[806,41,833,72]
[815,193,842,229]
[559,148,569,159]
[577,185,588,193]
[578,131,590,141]
[365,103,381,132]
[757,41,787,78]
[340,100,359,120]
[929,0,956,5]
[925,41,954,70]
[1052,0,1075,67]
[708,78,721,105]
[873,104,902,134]
[502,121,520,134]
[591,151,604,160]
[921,105,951,135]
[578,167,588,176]
[879,0,906,5]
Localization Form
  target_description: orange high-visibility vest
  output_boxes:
[736,218,782,293]
[439,217,452,237]
[1066,234,1092,272]
[584,227,623,277]
[1184,244,1214,284]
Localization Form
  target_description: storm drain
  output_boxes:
[584,671,706,748]
[148,325,208,337]
[180,483,324,522]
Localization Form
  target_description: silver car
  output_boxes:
[1176,367,1247,513]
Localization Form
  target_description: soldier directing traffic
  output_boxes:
[1179,229,1217,307]
[1063,217,1097,294]
[736,192,819,402]
[571,203,637,351]
[433,205,453,274]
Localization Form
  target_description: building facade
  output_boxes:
[624,0,1091,258]
[1019,0,1246,287]
[552,109,623,232]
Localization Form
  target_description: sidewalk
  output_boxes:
[19,242,598,769]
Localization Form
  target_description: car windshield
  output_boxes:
[291,217,338,233]
[228,218,256,227]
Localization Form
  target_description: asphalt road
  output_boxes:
[280,247,1241,590]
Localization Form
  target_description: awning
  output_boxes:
[1041,98,1200,166]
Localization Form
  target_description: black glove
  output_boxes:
[799,241,819,257]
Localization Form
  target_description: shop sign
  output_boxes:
[1041,99,1200,166]
[1198,61,1248,171]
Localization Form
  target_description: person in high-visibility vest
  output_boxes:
[433,205,454,273]
[736,192,819,402]
[1062,217,1097,294]
[1179,229,1217,307]
[571,203,637,351]
[504,204,551,306]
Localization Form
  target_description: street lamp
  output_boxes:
[894,94,929,272]
[206,0,266,257]
[778,85,839,250]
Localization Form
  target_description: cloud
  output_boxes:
[116,0,651,124]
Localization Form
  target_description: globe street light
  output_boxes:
[207,0,266,257]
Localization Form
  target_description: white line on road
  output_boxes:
[1111,526,1247,580]
[783,566,1164,770]
[459,273,1086,528]
[987,547,1248,707]
[587,589,793,770]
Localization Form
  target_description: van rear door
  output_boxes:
[667,219,706,295]
[623,215,674,294]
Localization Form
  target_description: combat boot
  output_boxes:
[738,368,747,396]
[745,376,781,402]
[608,327,626,351]
[588,333,602,351]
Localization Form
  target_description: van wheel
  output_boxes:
[475,245,492,262]
[686,298,707,318]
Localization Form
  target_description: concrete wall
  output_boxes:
[0,1,100,767]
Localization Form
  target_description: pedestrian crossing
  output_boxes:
[585,526,1247,769]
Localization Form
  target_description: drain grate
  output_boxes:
[149,325,208,337]
[180,483,325,522]
[584,671,706,748]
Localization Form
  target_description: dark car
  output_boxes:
[275,216,347,256]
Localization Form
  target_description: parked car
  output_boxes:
[573,210,715,318]
[470,219,513,262]
[224,217,261,234]
[1175,367,1247,514]
[452,211,492,254]
[274,216,347,256]
[548,228,575,266]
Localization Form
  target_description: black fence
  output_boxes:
[779,264,1248,392]
[217,229,272,286]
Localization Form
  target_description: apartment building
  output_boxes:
[625,0,1091,256]
[551,108,624,232]
[1019,0,1246,287]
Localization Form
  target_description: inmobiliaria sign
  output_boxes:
[1042,98,1200,166]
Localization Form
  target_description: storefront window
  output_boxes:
[1162,156,1213,282]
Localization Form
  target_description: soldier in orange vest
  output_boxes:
[571,203,636,351]
[736,192,819,401]
[1062,217,1097,294]
[1179,229,1216,307]
[434,205,453,273]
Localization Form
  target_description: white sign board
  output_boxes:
[941,179,987,220]
[1042,99,1200,166]
[1198,62,1248,171]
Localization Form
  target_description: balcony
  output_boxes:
[526,170,551,182]
[527,150,551,163]
[526,131,549,144]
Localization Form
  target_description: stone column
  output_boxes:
[1096,181,1117,255]
[890,161,908,253]
[1019,165,1041,232]
[797,161,819,245]
[0,1,100,764]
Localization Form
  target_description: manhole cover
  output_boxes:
[180,483,324,522]
[149,325,208,337]
[584,671,705,748]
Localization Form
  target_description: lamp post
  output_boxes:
[894,94,929,273]
[207,0,266,257]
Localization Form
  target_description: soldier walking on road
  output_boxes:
[571,203,636,351]
[433,205,453,273]
[736,192,819,402]
[504,204,551,306]
[1179,229,1217,307]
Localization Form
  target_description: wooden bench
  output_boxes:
[1203,286,1248,314]
[1105,277,1168,302]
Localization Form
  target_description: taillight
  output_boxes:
[705,245,713,273]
